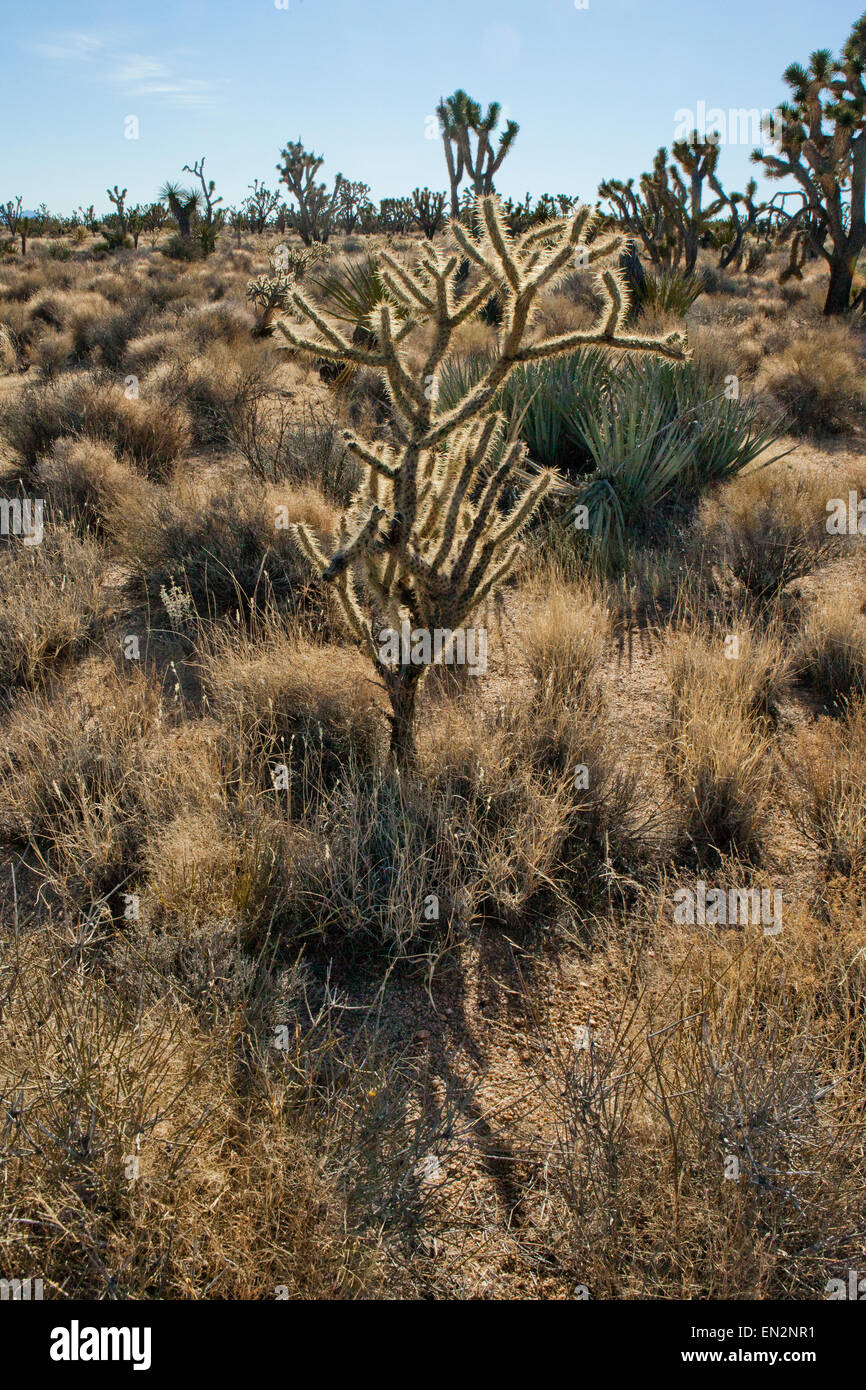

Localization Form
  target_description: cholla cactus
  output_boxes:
[278,194,687,764]
[601,138,728,275]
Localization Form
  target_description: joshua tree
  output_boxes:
[503,193,579,235]
[410,187,447,239]
[601,138,727,275]
[160,182,201,240]
[334,177,372,234]
[183,157,223,253]
[75,204,99,234]
[245,179,281,234]
[600,155,682,270]
[379,197,414,234]
[669,133,728,273]
[127,204,145,249]
[716,179,766,269]
[273,194,686,765]
[752,12,866,314]
[1,197,23,241]
[228,206,249,245]
[143,201,168,247]
[437,90,519,218]
[276,140,340,245]
[106,184,128,238]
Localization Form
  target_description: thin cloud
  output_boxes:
[28,32,223,107]
[28,31,107,62]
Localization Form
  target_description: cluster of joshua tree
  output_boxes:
[2,12,865,313]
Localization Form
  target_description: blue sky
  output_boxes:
[2,0,862,214]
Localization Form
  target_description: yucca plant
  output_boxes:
[501,351,610,474]
[570,361,788,566]
[572,385,699,563]
[436,349,493,414]
[313,256,401,346]
[437,347,609,474]
[635,266,706,317]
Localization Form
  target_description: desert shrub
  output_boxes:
[201,620,386,814]
[542,917,866,1297]
[35,436,151,532]
[796,585,866,710]
[666,623,790,729]
[0,665,217,901]
[182,299,255,351]
[0,523,106,697]
[521,580,609,707]
[787,699,866,874]
[280,767,472,957]
[1,372,191,478]
[762,325,866,436]
[0,928,377,1298]
[663,627,779,860]
[201,365,360,499]
[689,465,834,610]
[28,288,113,335]
[416,679,640,928]
[70,298,156,368]
[112,473,339,625]
[161,233,204,262]
[154,340,274,448]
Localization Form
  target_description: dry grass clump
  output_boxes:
[540,912,866,1297]
[270,766,474,958]
[155,339,274,448]
[0,322,18,371]
[663,627,781,860]
[0,523,106,697]
[522,580,610,707]
[418,682,639,928]
[27,287,113,335]
[0,927,381,1298]
[201,618,386,812]
[689,463,834,611]
[761,324,866,436]
[112,473,339,625]
[2,371,191,478]
[0,665,217,902]
[795,582,866,710]
[786,699,866,875]
[666,622,791,727]
[34,436,152,532]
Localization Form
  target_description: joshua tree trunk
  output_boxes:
[824,254,857,315]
